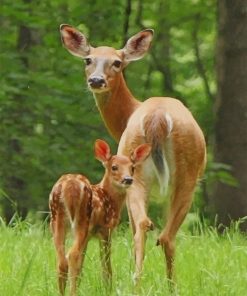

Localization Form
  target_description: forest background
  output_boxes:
[1,0,246,230]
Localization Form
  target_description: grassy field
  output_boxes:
[0,216,247,296]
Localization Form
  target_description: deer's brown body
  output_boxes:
[60,25,206,285]
[50,174,121,236]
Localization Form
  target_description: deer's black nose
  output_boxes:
[122,176,133,185]
[88,77,105,88]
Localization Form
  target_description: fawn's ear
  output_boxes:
[94,139,112,162]
[60,24,91,57]
[120,29,153,63]
[131,143,151,165]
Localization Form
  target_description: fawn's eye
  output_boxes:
[113,60,122,68]
[111,165,118,171]
[84,58,92,66]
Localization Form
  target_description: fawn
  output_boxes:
[49,139,151,296]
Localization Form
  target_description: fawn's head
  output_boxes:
[60,25,153,93]
[94,139,151,190]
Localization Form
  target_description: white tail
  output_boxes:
[60,25,206,284]
[49,139,151,296]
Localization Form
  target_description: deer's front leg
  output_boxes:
[99,230,112,283]
[126,183,153,283]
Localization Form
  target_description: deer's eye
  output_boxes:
[84,58,92,66]
[113,60,122,68]
[111,165,118,171]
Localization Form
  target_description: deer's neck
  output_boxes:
[93,73,141,142]
[100,178,126,213]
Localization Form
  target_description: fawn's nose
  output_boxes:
[122,176,133,185]
[88,76,106,88]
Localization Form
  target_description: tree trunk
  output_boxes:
[213,0,247,230]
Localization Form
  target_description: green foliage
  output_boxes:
[0,219,247,295]
[0,0,216,218]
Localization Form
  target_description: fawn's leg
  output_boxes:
[52,209,68,296]
[99,230,112,283]
[67,224,88,296]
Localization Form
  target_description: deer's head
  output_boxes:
[94,139,151,190]
[60,25,153,93]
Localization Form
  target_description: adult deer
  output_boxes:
[49,139,151,296]
[60,25,206,284]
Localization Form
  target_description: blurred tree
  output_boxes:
[1,0,36,220]
[212,0,247,230]
[0,0,217,222]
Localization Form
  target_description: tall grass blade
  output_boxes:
[16,250,37,296]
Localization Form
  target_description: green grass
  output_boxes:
[0,217,247,296]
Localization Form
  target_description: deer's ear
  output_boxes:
[131,144,151,165]
[120,29,153,63]
[60,24,91,57]
[94,139,112,162]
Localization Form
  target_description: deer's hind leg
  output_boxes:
[67,227,88,296]
[67,199,90,296]
[51,207,68,296]
[157,176,197,284]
